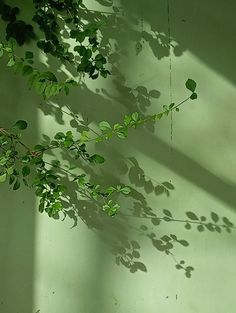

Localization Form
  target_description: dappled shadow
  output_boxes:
[120,0,236,86]
[129,129,236,211]
[19,0,171,124]
[36,130,236,278]
[1,0,236,287]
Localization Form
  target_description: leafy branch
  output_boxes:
[0,79,197,217]
[0,121,131,217]
[0,40,79,98]
[82,79,198,143]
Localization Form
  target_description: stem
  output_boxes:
[43,101,101,137]
[87,95,191,143]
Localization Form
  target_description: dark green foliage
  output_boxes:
[0,0,110,98]
[6,20,35,45]
[0,0,35,45]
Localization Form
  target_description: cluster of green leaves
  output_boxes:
[0,40,78,99]
[102,185,131,216]
[0,0,110,98]
[33,0,110,78]
[0,120,29,190]
[34,167,67,217]
[0,0,110,81]
[0,121,131,217]
[72,177,131,216]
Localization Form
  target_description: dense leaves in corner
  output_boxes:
[0,0,35,45]
[0,0,110,98]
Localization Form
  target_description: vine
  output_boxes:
[0,79,197,217]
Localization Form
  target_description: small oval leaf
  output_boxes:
[13,120,28,130]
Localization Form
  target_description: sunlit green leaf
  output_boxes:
[99,121,112,131]
[0,173,7,183]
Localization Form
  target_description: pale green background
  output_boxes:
[1,1,236,312]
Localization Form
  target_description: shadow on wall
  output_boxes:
[42,127,236,278]
[0,2,38,313]
[1,4,236,313]
[30,0,236,277]
[119,0,236,85]
[8,0,235,279]
[0,53,38,313]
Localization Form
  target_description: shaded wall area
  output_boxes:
[120,0,236,85]
[0,1,38,312]
[0,64,38,312]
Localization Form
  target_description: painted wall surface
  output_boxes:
[1,1,236,313]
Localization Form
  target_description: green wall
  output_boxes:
[1,1,236,312]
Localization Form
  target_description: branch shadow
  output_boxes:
[37,132,236,279]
